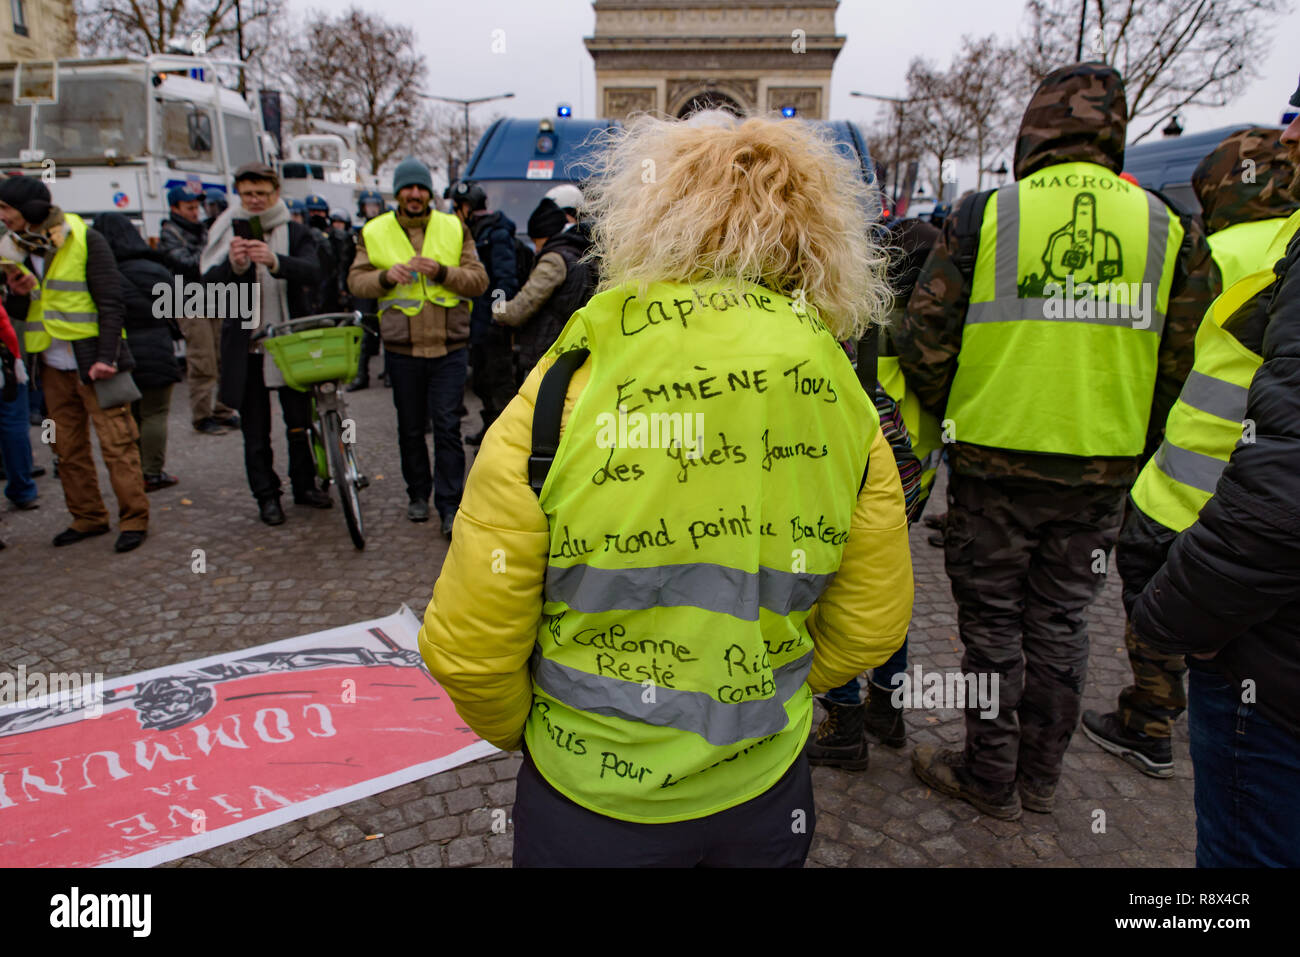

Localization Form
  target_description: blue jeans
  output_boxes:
[826,635,908,705]
[0,384,37,506]
[385,348,468,518]
[1188,664,1300,867]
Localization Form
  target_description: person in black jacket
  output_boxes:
[200,163,330,526]
[95,213,183,492]
[449,180,520,445]
[494,197,593,384]
[159,186,238,435]
[1129,95,1300,868]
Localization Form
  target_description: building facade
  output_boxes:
[0,0,77,62]
[585,0,844,121]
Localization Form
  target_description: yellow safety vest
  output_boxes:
[878,354,942,496]
[946,161,1184,457]
[527,280,878,823]
[1130,208,1300,531]
[1208,217,1290,290]
[361,210,464,316]
[23,213,99,353]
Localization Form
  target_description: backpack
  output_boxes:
[514,236,536,290]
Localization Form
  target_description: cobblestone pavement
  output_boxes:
[1,375,1195,867]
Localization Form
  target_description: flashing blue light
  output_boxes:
[557,104,572,118]
[781,106,797,118]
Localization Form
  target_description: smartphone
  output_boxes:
[232,219,253,241]
[248,216,263,241]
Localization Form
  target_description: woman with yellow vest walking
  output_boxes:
[0,176,149,553]
[418,113,912,866]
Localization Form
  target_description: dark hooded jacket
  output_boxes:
[510,227,593,373]
[95,212,182,391]
[1193,127,1300,236]
[1131,224,1300,740]
[1193,126,1300,286]
[158,212,208,283]
[895,62,1217,486]
[467,209,522,343]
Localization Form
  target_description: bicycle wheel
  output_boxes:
[322,409,365,550]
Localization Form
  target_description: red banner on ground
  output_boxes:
[0,608,495,867]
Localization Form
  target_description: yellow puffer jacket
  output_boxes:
[419,351,915,752]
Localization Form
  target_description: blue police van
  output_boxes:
[460,115,881,232]
[1122,123,1264,215]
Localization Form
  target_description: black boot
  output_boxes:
[805,698,869,770]
[346,352,370,392]
[864,681,906,748]
[1081,710,1174,778]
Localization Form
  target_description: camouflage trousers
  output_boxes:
[944,473,1124,787]
[1117,620,1187,738]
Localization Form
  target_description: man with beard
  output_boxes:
[347,159,488,536]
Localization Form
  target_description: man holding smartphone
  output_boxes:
[348,158,487,537]
[201,162,330,527]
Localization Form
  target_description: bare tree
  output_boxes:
[281,7,434,177]
[950,35,1024,189]
[76,0,287,84]
[905,57,974,199]
[425,105,499,189]
[1021,0,1293,143]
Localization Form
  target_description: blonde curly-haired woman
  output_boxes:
[419,112,912,867]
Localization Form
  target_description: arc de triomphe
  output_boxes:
[584,0,845,121]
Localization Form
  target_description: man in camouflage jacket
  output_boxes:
[896,63,1217,820]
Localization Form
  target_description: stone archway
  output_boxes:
[675,89,745,119]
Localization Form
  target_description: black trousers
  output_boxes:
[385,348,467,517]
[469,325,517,432]
[512,749,815,868]
[239,353,316,503]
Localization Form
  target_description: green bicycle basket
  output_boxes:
[262,326,363,392]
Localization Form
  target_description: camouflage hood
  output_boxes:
[1192,127,1300,234]
[1013,63,1128,180]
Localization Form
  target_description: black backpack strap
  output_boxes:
[952,188,995,277]
[529,347,590,496]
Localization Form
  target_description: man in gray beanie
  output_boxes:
[347,157,487,537]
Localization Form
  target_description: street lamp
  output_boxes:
[851,90,908,208]
[417,92,516,173]
[983,159,1009,186]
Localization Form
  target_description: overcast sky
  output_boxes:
[294,0,1299,186]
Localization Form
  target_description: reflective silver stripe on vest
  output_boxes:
[545,562,835,621]
[1141,189,1172,299]
[1178,370,1249,423]
[971,179,1171,335]
[40,310,98,323]
[380,298,424,313]
[995,185,1019,300]
[1154,440,1227,495]
[44,279,89,292]
[533,647,813,747]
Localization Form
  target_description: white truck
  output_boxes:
[0,53,277,240]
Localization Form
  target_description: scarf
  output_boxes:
[200,198,292,335]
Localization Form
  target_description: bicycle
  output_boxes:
[256,311,376,550]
